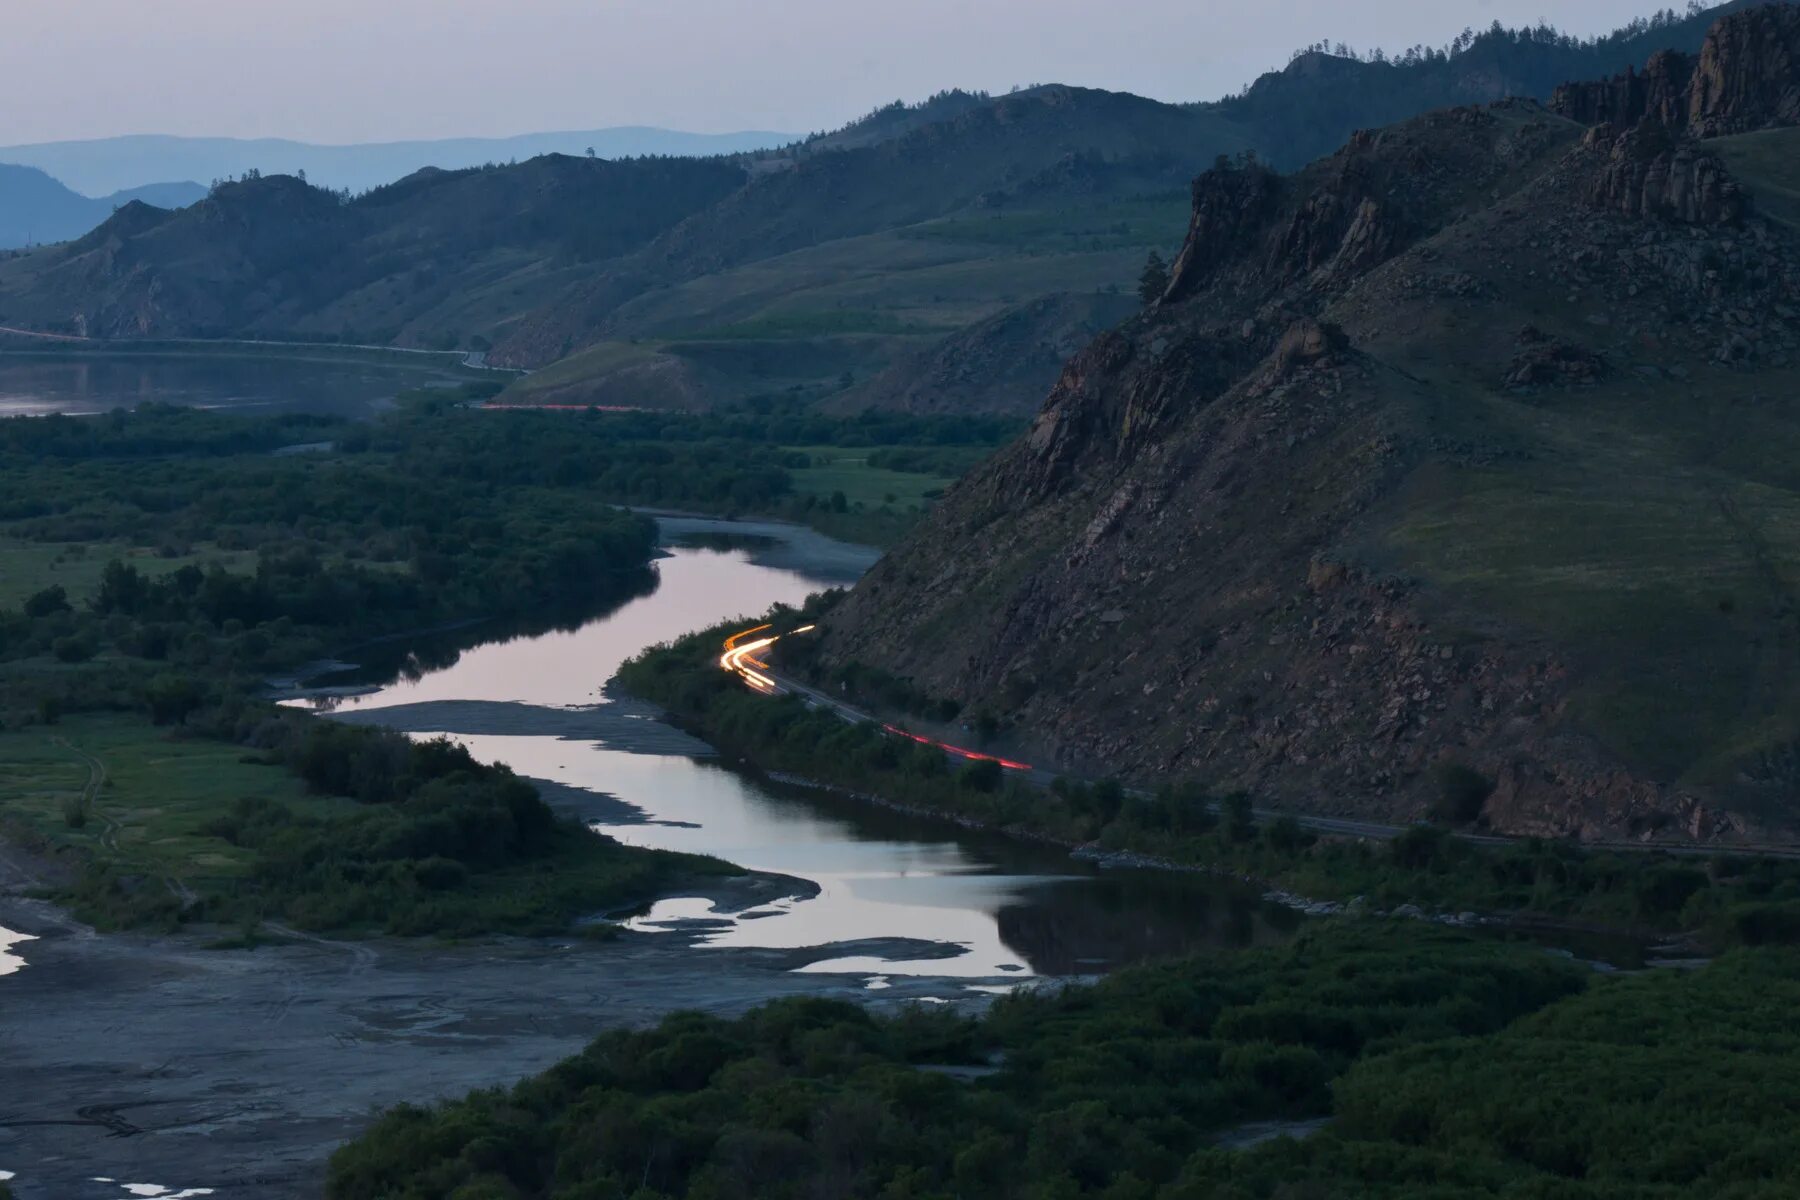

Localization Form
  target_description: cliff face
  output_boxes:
[1690,1,1800,132]
[814,6,1800,843]
[1551,3,1800,134]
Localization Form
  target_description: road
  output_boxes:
[720,624,1800,861]
[0,325,519,373]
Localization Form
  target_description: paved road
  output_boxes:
[723,626,1800,861]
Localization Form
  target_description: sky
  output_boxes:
[3,0,1677,145]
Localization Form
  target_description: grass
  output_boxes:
[1711,127,1800,231]
[0,712,339,889]
[499,195,1176,411]
[0,537,252,610]
[785,447,957,510]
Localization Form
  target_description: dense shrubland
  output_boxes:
[326,921,1800,1198]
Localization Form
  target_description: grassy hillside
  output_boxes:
[0,155,748,346]
[500,194,1187,411]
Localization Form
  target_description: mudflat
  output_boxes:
[0,884,987,1199]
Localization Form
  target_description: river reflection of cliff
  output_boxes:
[994,872,1301,977]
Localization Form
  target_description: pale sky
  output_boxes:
[4,0,1673,144]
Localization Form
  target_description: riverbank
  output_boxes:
[0,885,977,1200]
[618,614,1800,951]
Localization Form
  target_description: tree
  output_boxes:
[1222,791,1257,843]
[1138,251,1170,305]
[585,146,596,158]
[23,585,69,619]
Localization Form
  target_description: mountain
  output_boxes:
[0,128,797,197]
[1209,0,1774,169]
[0,85,1242,407]
[0,156,747,342]
[0,0,1780,418]
[810,3,1800,843]
[0,164,205,249]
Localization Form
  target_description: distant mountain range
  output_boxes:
[0,128,798,197]
[0,0,1776,417]
[0,164,205,250]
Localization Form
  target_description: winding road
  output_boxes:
[720,624,1800,860]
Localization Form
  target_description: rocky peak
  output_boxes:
[1552,3,1800,135]
[1161,156,1282,303]
[1549,49,1696,129]
[1689,1,1800,134]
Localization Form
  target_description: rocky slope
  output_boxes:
[812,4,1800,842]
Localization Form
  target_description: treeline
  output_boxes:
[327,923,1800,1197]
[620,610,1800,945]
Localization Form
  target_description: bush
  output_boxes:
[959,758,1003,793]
[52,633,97,663]
[23,584,70,618]
[1432,762,1494,824]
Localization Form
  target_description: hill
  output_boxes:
[1211,0,1774,168]
[0,164,205,249]
[809,3,1800,844]
[0,1,1780,417]
[0,156,747,342]
[0,128,796,196]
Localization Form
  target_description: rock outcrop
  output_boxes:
[1689,1,1800,134]
[1582,122,1744,224]
[1552,3,1800,135]
[814,8,1800,843]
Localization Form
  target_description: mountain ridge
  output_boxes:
[809,3,1800,843]
[0,164,205,250]
[0,127,796,197]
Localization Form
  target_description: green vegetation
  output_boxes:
[1711,126,1800,231]
[327,922,1800,1198]
[621,610,1800,944]
[0,398,772,934]
[0,712,722,936]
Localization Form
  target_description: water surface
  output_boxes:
[0,352,470,419]
[299,515,1295,982]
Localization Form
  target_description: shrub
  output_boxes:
[1433,762,1494,824]
[959,758,1003,793]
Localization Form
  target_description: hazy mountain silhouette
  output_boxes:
[0,164,205,249]
[0,128,797,197]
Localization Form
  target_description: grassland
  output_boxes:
[785,448,957,510]
[499,197,1182,411]
[1712,127,1800,231]
[0,712,338,892]
[0,537,253,610]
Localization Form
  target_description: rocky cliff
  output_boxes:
[1552,2,1800,133]
[812,5,1800,842]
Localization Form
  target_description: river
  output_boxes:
[0,514,1292,1200]
[293,514,1296,982]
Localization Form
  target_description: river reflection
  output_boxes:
[0,352,471,418]
[0,924,33,975]
[297,516,1296,980]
